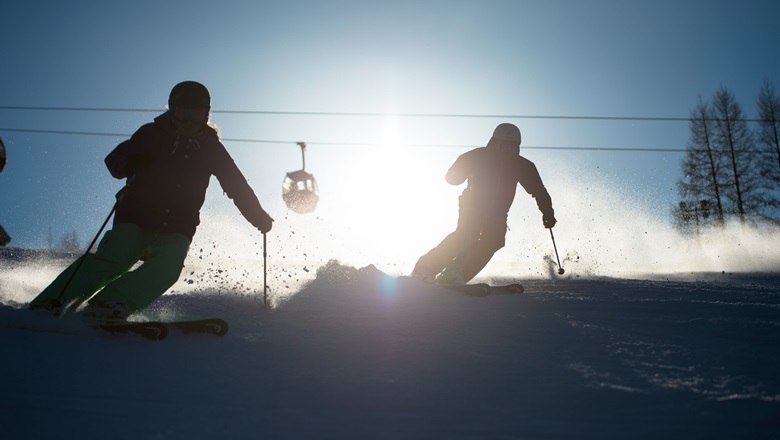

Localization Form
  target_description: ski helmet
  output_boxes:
[487,123,521,154]
[168,81,211,109]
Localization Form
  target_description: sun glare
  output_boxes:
[317,141,461,272]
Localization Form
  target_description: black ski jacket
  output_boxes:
[105,112,269,239]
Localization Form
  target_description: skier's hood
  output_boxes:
[486,123,521,155]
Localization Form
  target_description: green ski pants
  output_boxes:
[30,223,190,314]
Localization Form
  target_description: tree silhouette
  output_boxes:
[676,87,777,230]
[677,99,725,229]
[756,80,780,216]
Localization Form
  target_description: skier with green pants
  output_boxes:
[29,81,274,319]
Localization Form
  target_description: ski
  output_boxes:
[169,318,229,336]
[92,318,229,340]
[440,283,524,296]
[4,306,228,341]
[485,283,524,294]
[97,321,169,340]
[438,283,491,296]
[400,276,524,296]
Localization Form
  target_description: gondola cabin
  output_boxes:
[282,142,319,214]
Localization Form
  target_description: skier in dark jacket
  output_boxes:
[30,81,274,318]
[411,123,556,284]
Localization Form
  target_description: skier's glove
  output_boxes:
[543,212,557,229]
[254,209,274,234]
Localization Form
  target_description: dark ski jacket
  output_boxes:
[105,112,267,239]
[446,147,553,220]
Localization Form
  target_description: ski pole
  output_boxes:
[549,228,565,275]
[55,201,117,313]
[262,232,268,306]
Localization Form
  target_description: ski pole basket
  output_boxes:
[282,142,319,214]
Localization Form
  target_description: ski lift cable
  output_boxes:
[0,127,687,152]
[1,127,768,153]
[0,105,771,123]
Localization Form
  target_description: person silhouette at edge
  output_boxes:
[0,136,10,247]
[411,123,556,284]
[29,81,273,318]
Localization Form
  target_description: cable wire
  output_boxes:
[1,127,693,152]
[3,127,769,153]
[0,105,769,123]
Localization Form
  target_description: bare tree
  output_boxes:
[757,80,780,182]
[677,87,778,230]
[677,99,726,229]
[711,87,763,222]
[756,80,780,221]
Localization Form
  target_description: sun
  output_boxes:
[316,140,462,272]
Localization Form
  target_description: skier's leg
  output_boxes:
[413,208,481,279]
[412,229,464,278]
[29,223,144,308]
[87,232,190,314]
[459,220,507,282]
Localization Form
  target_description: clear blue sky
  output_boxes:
[1,0,778,267]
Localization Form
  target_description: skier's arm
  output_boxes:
[212,143,274,233]
[534,190,555,227]
[104,124,155,179]
[445,152,471,185]
[519,160,556,228]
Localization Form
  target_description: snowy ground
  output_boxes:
[1,253,779,439]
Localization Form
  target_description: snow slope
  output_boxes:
[1,257,779,439]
